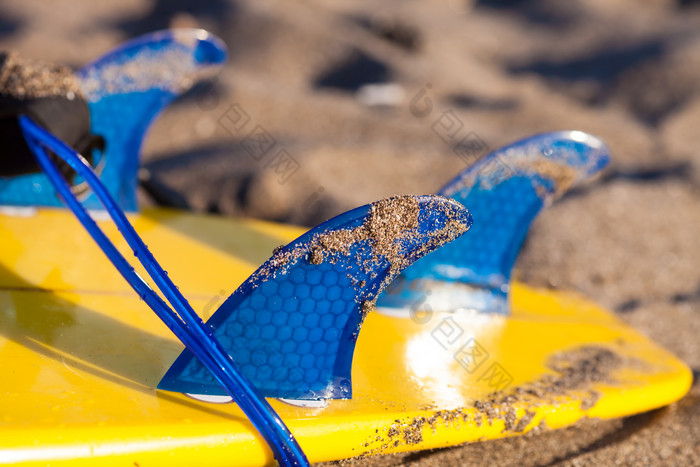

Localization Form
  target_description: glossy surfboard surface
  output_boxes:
[0,207,691,466]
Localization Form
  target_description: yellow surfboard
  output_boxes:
[0,207,691,466]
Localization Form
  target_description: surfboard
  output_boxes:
[0,206,691,466]
[0,27,691,467]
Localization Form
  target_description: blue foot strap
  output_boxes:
[19,115,309,467]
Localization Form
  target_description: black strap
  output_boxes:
[0,51,104,180]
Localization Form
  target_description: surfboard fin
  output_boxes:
[0,29,226,210]
[377,131,610,316]
[159,195,472,399]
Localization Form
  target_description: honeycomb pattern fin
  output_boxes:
[159,195,471,399]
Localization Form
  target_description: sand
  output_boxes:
[0,51,82,100]
[0,0,698,465]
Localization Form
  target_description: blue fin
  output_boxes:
[377,131,610,315]
[158,195,472,399]
[0,29,226,210]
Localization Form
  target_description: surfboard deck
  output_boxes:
[0,207,691,466]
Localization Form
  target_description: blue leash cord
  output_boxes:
[19,115,309,467]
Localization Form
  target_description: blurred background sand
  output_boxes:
[0,0,698,464]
